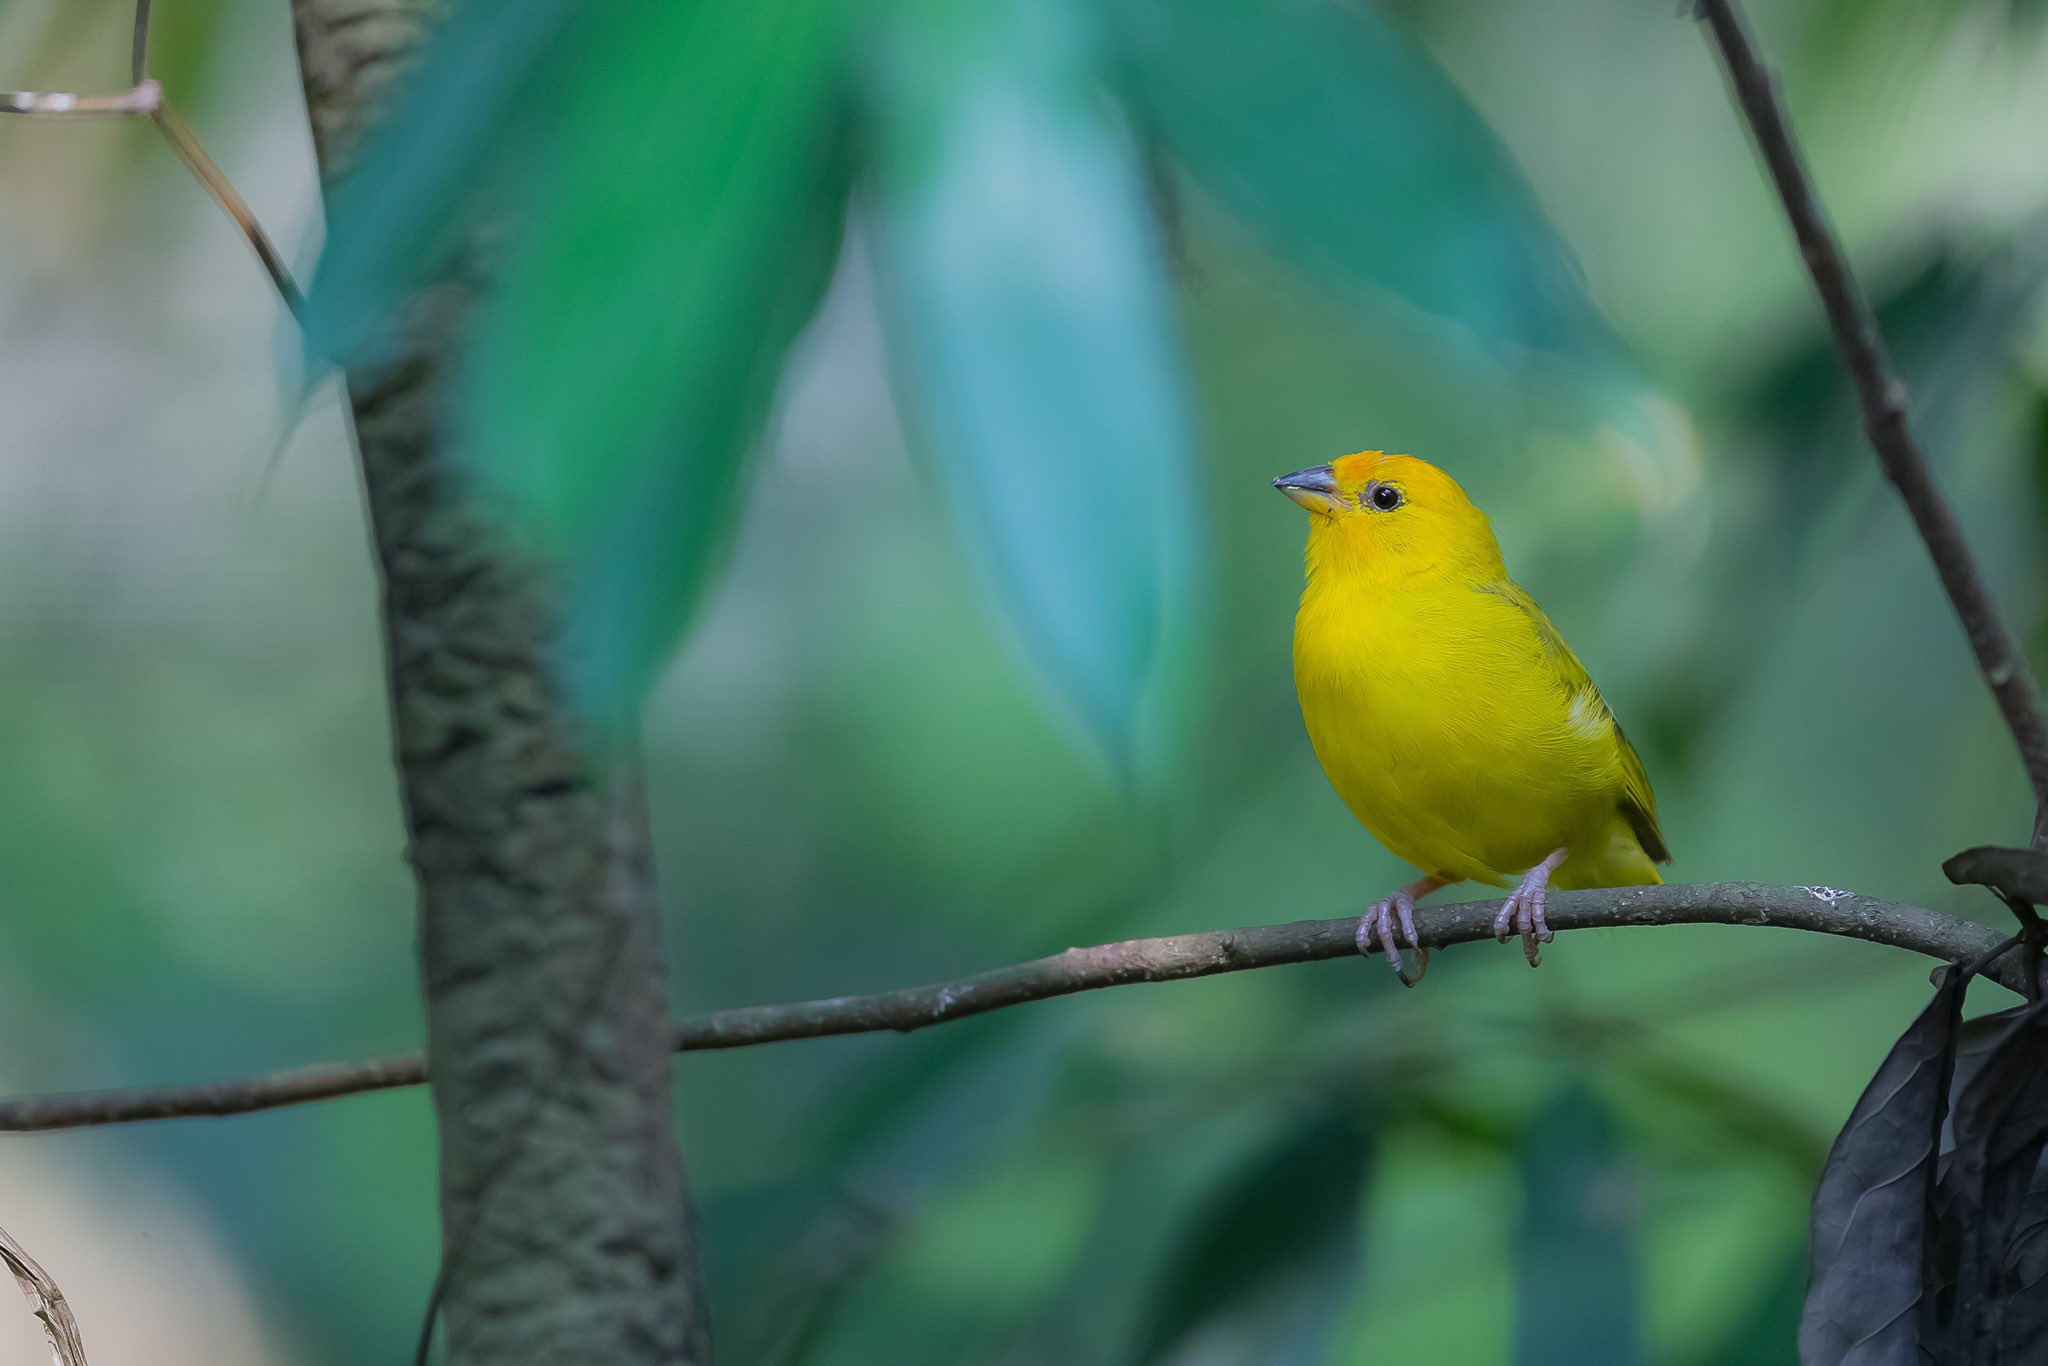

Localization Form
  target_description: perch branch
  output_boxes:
[0,882,2020,1134]
[1697,0,2048,842]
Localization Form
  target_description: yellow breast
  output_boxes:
[1293,571,1654,889]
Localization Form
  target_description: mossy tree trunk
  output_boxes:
[286,5,707,1361]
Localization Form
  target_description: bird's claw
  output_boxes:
[1493,851,1565,967]
[1356,888,1429,986]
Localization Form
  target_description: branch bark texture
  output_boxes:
[1697,0,2048,842]
[287,5,704,1362]
[0,883,2021,1133]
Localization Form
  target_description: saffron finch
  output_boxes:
[1275,451,1668,982]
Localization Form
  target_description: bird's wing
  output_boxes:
[1478,579,1670,864]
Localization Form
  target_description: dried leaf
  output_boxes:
[0,1224,87,1366]
[1943,846,2048,909]
[1932,996,2048,1363]
[1799,969,1966,1366]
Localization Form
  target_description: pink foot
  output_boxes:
[1493,849,1566,967]
[1356,876,1447,987]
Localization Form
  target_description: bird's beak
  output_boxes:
[1272,464,1345,514]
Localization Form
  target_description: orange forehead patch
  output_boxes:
[1327,450,1471,503]
[1328,450,1389,486]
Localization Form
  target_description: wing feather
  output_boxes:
[1476,580,1669,864]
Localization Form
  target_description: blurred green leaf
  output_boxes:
[867,0,1201,769]
[1744,227,2048,516]
[1106,0,1605,361]
[1616,1047,1830,1177]
[302,0,579,364]
[1647,222,2048,770]
[1514,1087,1643,1366]
[700,1179,894,1366]
[464,0,854,717]
[1134,1097,1375,1365]
[305,0,854,718]
[1688,1242,1804,1366]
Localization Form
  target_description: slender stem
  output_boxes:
[1697,0,2048,844]
[149,101,307,318]
[0,882,2020,1134]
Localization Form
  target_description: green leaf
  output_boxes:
[1513,1087,1644,1366]
[867,0,1202,769]
[302,0,581,365]
[1106,0,1605,360]
[1134,1099,1376,1364]
[461,0,854,717]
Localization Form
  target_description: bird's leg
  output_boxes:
[1356,874,1449,987]
[1494,849,1567,966]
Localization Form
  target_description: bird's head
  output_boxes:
[1272,451,1503,579]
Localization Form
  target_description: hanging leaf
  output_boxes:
[460,0,855,717]
[867,0,1201,769]
[1993,1155,2048,1361]
[1799,968,1967,1365]
[1512,1087,1644,1366]
[1133,1099,1375,1364]
[1932,995,2048,1362]
[1104,0,1606,361]
[301,0,582,364]
[304,0,856,719]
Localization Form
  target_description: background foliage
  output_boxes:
[2,0,2048,1361]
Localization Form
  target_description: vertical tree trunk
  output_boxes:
[286,5,707,1362]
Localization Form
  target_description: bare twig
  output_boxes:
[0,882,2021,1134]
[147,102,307,318]
[0,0,305,318]
[0,1225,87,1366]
[1697,0,2048,845]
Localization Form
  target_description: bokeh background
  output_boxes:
[3,0,2048,1361]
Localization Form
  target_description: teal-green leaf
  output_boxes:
[1107,0,1605,361]
[301,0,580,365]
[461,0,854,718]
[1135,1100,1376,1364]
[867,0,1202,770]
[1513,1088,1644,1366]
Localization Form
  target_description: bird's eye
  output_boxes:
[1365,483,1403,512]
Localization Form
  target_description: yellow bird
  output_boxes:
[1276,451,1668,982]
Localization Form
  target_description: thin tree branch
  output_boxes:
[0,882,2022,1135]
[1696,0,2048,844]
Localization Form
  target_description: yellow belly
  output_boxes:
[1293,580,1657,889]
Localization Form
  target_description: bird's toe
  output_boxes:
[1356,897,1420,987]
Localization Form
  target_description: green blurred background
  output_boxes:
[3,0,2048,1361]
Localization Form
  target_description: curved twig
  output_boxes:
[0,882,2019,1134]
